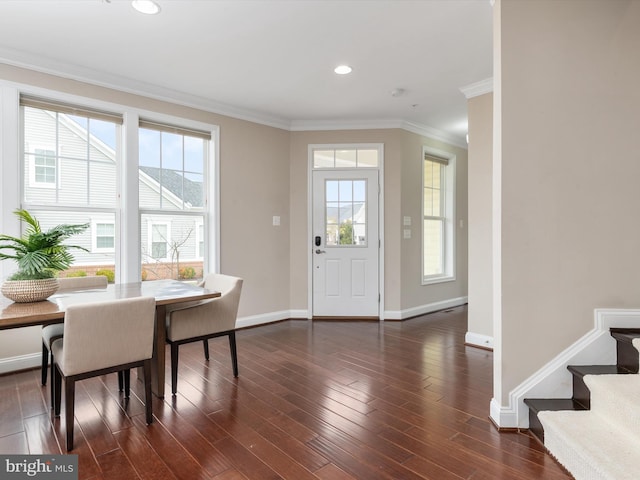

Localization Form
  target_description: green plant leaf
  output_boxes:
[0,209,89,276]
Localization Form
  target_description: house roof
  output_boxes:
[139,166,203,208]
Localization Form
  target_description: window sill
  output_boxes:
[422,275,456,286]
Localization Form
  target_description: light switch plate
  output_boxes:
[272,216,280,226]
[403,216,411,226]
[403,229,411,239]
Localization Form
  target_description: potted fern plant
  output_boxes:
[0,209,89,302]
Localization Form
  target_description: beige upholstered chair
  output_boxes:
[41,276,109,392]
[52,296,156,451]
[166,273,243,395]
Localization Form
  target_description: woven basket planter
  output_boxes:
[1,278,59,303]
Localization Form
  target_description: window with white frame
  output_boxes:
[196,221,205,259]
[92,221,115,252]
[422,147,455,284]
[138,120,209,281]
[10,92,216,281]
[30,147,57,187]
[21,96,121,276]
[312,147,379,169]
[149,221,170,260]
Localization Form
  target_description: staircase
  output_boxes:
[524,329,640,479]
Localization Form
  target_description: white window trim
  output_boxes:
[28,145,58,189]
[91,219,115,253]
[0,81,220,283]
[311,144,381,170]
[195,218,205,260]
[422,145,456,285]
[147,220,171,262]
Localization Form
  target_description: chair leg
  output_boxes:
[41,343,48,385]
[53,364,62,417]
[50,353,55,409]
[142,359,153,424]
[49,354,56,407]
[65,378,75,451]
[228,331,238,377]
[170,342,179,395]
[203,339,209,360]
[117,371,124,391]
[124,370,131,398]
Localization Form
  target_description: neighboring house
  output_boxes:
[326,202,366,245]
[23,108,204,279]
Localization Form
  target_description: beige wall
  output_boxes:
[399,131,468,311]
[467,93,494,341]
[289,129,467,315]
[217,117,291,317]
[0,63,468,366]
[0,64,292,321]
[497,0,640,405]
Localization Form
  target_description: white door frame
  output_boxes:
[306,143,385,320]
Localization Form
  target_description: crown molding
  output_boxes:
[291,118,467,149]
[460,77,493,99]
[0,48,292,131]
[0,47,467,148]
[401,121,467,149]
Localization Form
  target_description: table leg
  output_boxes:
[152,304,166,397]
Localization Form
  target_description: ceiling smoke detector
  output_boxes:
[390,88,406,97]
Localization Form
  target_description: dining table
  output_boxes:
[0,279,220,397]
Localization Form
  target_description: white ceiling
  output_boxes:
[0,0,493,146]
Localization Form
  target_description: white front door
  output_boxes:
[312,169,379,317]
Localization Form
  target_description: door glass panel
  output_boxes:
[339,181,353,201]
[353,180,366,201]
[325,179,366,246]
[326,181,339,202]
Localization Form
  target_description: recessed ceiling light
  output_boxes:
[334,65,353,75]
[132,0,160,15]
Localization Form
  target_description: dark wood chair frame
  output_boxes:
[54,358,153,451]
[167,329,238,395]
[46,339,126,408]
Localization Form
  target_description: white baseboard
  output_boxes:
[494,308,640,429]
[0,310,303,375]
[0,352,40,375]
[490,397,518,429]
[465,331,494,350]
[384,296,468,320]
[235,309,309,329]
[0,302,475,375]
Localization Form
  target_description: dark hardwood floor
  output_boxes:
[0,305,571,479]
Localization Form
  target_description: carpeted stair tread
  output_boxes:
[584,374,640,430]
[526,329,640,479]
[539,409,640,480]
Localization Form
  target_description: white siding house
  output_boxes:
[23,108,204,280]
